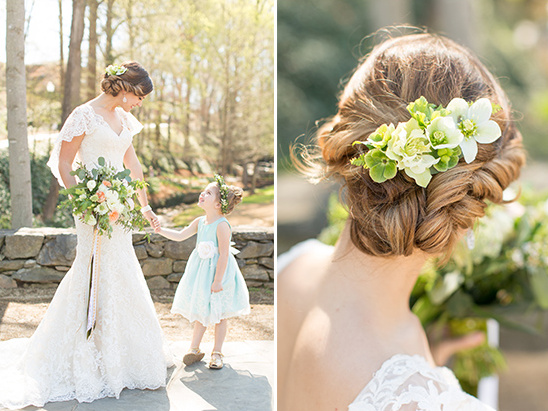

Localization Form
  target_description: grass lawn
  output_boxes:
[242,185,274,204]
[172,184,274,227]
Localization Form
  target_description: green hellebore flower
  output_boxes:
[407,96,437,128]
[433,146,462,172]
[366,123,396,149]
[364,149,397,183]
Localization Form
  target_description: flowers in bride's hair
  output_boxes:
[59,156,149,238]
[446,98,502,163]
[197,241,217,259]
[388,119,440,188]
[105,64,127,76]
[350,96,503,188]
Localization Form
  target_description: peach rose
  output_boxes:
[108,210,119,223]
[97,191,106,203]
[102,181,112,187]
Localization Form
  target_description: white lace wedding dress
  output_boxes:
[0,104,171,409]
[278,240,495,411]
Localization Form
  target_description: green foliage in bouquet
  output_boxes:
[59,157,149,238]
[317,189,548,393]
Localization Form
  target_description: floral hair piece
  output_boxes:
[214,174,229,214]
[350,96,502,188]
[105,64,128,76]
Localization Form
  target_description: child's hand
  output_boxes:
[153,221,162,233]
[211,281,223,293]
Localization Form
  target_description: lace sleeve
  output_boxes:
[118,108,144,137]
[46,105,96,188]
[348,355,495,411]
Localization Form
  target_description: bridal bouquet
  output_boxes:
[60,157,149,238]
[318,189,548,394]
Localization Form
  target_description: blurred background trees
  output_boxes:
[0,0,274,228]
[278,0,548,166]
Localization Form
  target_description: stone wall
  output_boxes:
[0,227,274,290]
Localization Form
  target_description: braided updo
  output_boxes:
[100,61,153,97]
[298,33,526,259]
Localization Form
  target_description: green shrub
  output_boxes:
[0,151,73,228]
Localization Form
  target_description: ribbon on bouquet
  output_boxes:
[86,227,102,340]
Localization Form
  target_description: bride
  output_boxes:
[277,33,525,410]
[0,61,170,409]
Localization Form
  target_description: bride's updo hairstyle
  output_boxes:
[100,61,153,97]
[300,33,526,259]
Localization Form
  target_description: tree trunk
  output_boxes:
[58,0,64,96]
[105,0,115,65]
[87,0,99,100]
[42,0,86,222]
[251,159,259,194]
[126,0,135,57]
[62,0,86,123]
[6,0,33,228]
[183,77,191,155]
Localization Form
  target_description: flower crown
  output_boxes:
[350,96,502,188]
[214,174,229,214]
[105,64,127,76]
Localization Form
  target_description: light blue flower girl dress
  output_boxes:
[172,216,250,326]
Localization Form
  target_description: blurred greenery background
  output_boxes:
[278,0,548,165]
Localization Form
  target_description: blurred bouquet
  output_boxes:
[60,157,149,238]
[411,189,548,393]
[318,189,548,394]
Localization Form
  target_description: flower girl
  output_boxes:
[156,175,250,369]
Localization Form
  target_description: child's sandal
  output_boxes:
[183,348,205,366]
[209,351,224,369]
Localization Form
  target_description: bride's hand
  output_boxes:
[430,331,485,366]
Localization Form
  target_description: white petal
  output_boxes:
[405,168,432,188]
[447,98,469,121]
[460,138,478,163]
[447,128,464,146]
[468,98,492,124]
[475,120,501,144]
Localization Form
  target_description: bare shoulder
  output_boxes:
[278,242,332,294]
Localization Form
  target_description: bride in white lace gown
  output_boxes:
[277,33,525,410]
[0,62,170,409]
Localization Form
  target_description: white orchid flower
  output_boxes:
[447,98,502,163]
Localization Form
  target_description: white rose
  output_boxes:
[105,189,119,202]
[87,180,97,190]
[197,241,218,259]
